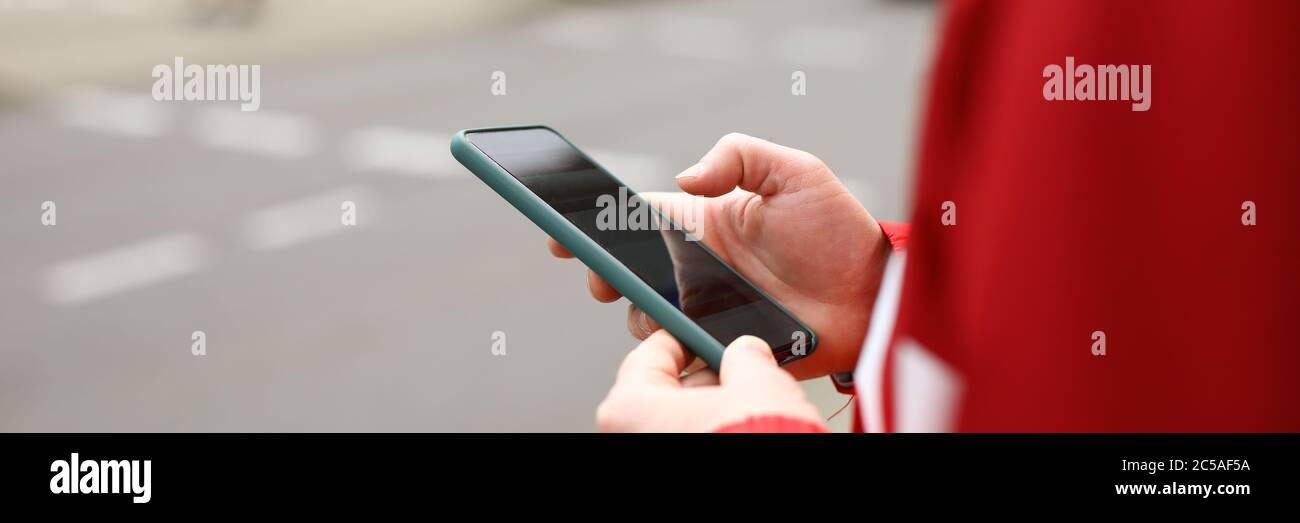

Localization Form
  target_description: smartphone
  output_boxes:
[450,125,815,370]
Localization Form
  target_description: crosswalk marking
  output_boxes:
[775,27,874,70]
[585,148,672,192]
[243,185,376,251]
[651,15,745,62]
[194,108,319,158]
[533,9,620,51]
[57,86,169,138]
[44,233,208,305]
[344,126,459,179]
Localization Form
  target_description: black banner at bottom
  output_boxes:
[2,434,1293,510]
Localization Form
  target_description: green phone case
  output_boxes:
[450,125,816,370]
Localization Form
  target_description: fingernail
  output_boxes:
[675,162,705,180]
[739,336,777,362]
[637,311,653,335]
[733,335,766,352]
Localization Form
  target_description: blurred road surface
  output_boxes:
[0,0,936,431]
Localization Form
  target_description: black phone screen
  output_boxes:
[467,127,811,362]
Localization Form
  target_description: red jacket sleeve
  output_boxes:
[891,0,1300,430]
[878,220,910,252]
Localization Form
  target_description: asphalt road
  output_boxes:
[0,0,935,431]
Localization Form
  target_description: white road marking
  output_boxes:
[194,108,319,158]
[243,185,376,251]
[775,27,874,70]
[0,0,69,11]
[0,0,146,13]
[585,148,671,192]
[651,15,745,62]
[57,86,169,137]
[87,0,148,15]
[43,233,208,305]
[534,9,620,51]
[344,126,459,179]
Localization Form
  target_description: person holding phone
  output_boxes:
[548,133,907,432]
[552,0,1300,433]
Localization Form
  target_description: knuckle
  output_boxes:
[594,402,613,432]
[719,132,750,147]
[797,150,826,168]
[625,310,643,337]
[787,149,828,173]
[594,394,625,432]
[627,308,655,339]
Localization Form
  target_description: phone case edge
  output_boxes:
[449,126,818,371]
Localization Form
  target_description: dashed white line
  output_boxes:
[194,108,319,158]
[243,185,376,251]
[651,15,745,62]
[86,0,148,15]
[57,86,169,138]
[43,233,209,305]
[343,126,459,178]
[0,0,147,14]
[775,27,874,70]
[585,148,671,191]
[0,0,69,12]
[534,9,620,51]
[534,13,874,72]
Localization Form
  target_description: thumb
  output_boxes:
[719,335,783,384]
[675,133,832,198]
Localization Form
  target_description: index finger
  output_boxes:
[675,132,826,198]
[615,330,689,388]
[547,237,574,258]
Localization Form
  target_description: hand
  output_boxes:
[550,133,890,379]
[596,330,824,432]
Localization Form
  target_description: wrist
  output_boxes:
[713,415,829,433]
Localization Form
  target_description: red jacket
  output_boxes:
[721,0,1299,433]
